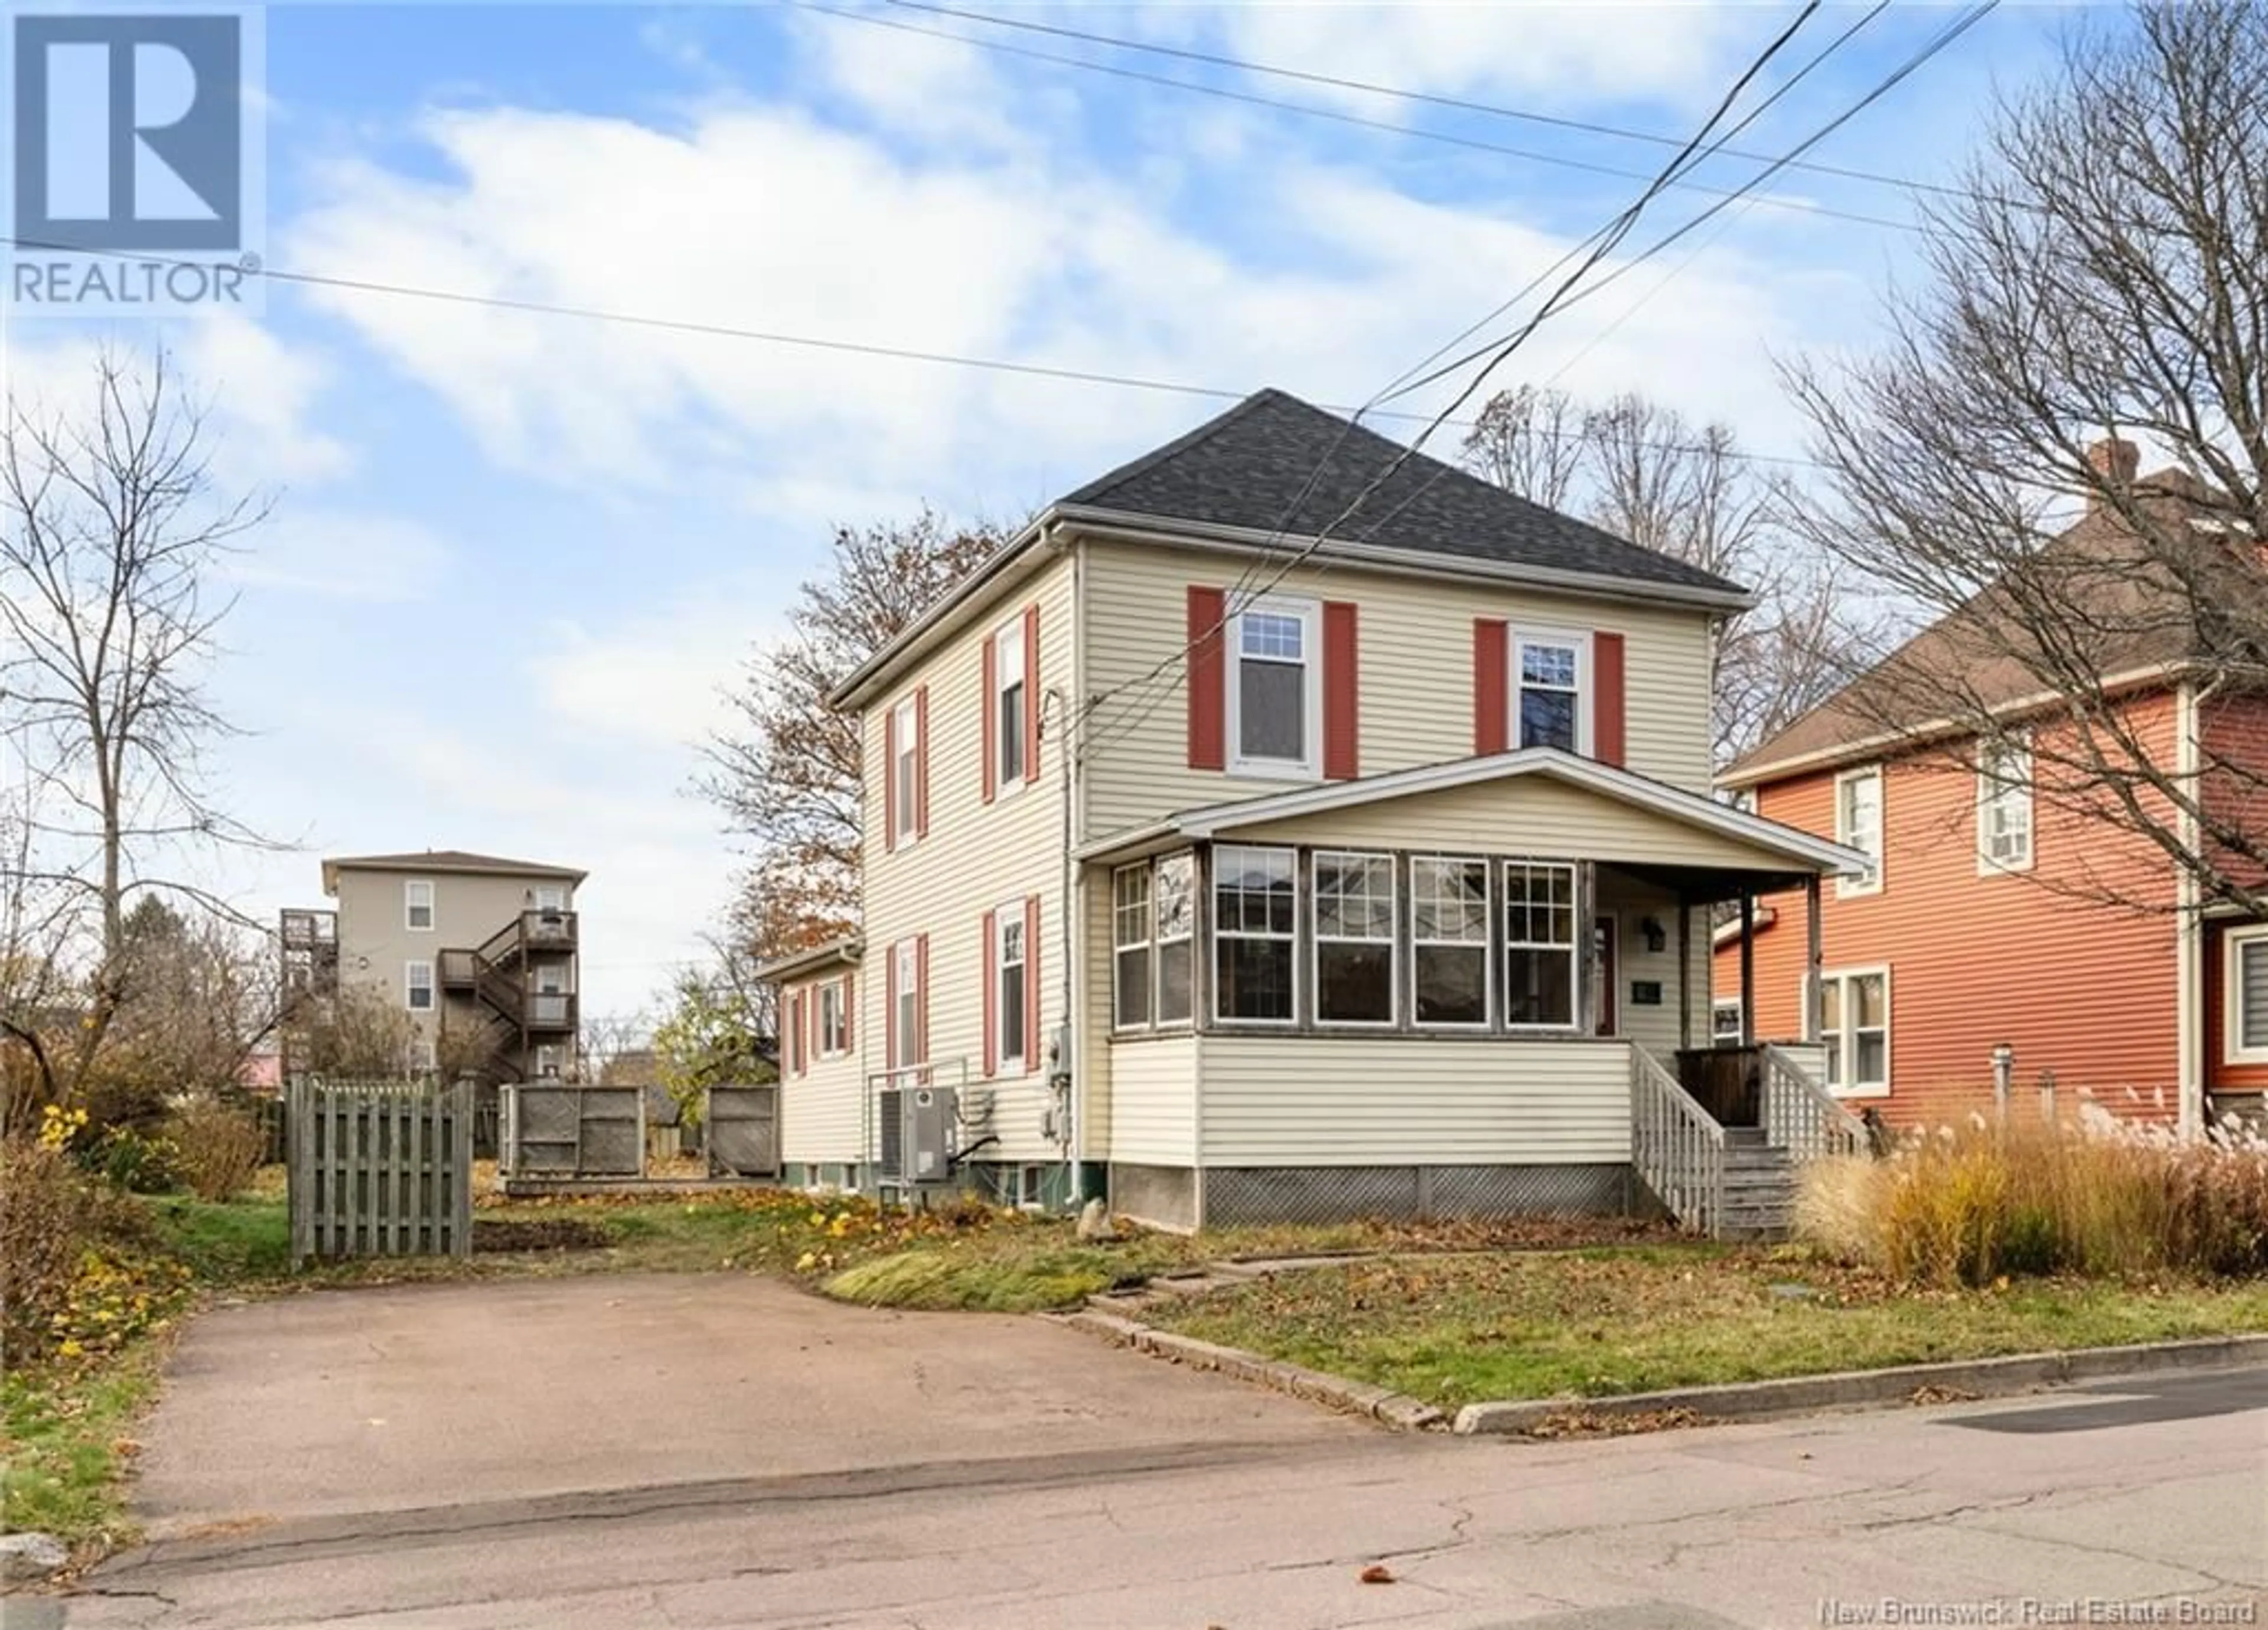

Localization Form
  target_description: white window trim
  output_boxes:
[818,977,850,1060]
[1226,596,1323,781]
[1212,844,1300,1026]
[994,900,1029,1074]
[1975,736,2035,876]
[892,940,921,1070]
[1712,997,1744,1042]
[993,615,1027,800]
[405,878,435,933]
[1501,859,1581,1034]
[1834,765,1885,898]
[890,697,921,847]
[1311,850,1397,1029]
[2223,926,2268,1065]
[1818,964,1892,1098]
[1153,851,1196,1031]
[405,959,435,1011]
[1409,853,1493,1031]
[1512,627,1594,757]
[1111,862,1153,1034]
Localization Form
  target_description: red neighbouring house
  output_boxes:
[1714,444,2268,1137]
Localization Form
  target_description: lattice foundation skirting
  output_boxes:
[1108,1162,1632,1229]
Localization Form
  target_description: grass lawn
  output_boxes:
[1143,1247,2268,1410]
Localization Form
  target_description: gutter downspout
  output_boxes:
[1055,527,1080,1208]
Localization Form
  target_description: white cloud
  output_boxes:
[528,591,785,748]
[175,312,354,489]
[227,508,450,602]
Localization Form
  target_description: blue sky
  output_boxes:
[1,1,2072,1031]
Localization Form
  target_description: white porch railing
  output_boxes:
[1630,1045,1725,1237]
[1761,1042,1868,1163]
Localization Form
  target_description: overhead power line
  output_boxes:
[786,0,1921,236]
[884,0,1975,207]
[0,231,1827,471]
[1074,1,1834,757]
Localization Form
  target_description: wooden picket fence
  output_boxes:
[287,1077,473,1267]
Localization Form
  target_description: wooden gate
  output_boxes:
[287,1077,472,1267]
[703,1085,779,1178]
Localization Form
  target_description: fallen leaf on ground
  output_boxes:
[1359,1564,1395,1585]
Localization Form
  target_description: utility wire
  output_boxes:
[1076,0,1996,759]
[884,0,1976,207]
[787,0,1921,236]
[1075,2,1830,757]
[0,231,1826,471]
[1383,0,2000,407]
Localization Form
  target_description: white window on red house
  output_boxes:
[1977,738,2034,872]
[1836,766,1884,895]
[1820,969,1890,1094]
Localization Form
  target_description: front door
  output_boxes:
[1593,915,1618,1036]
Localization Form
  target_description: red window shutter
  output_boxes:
[1323,601,1360,780]
[841,971,854,1051]
[1474,619,1510,755]
[788,990,804,1077]
[1023,895,1041,1074]
[1187,586,1227,770]
[1593,631,1627,768]
[980,634,997,804]
[915,934,930,1065]
[801,989,814,1075]
[1022,603,1041,785]
[981,909,998,1077]
[884,949,898,1068]
[914,686,930,839]
[882,708,898,853]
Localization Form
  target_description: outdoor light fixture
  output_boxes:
[1640,917,1667,954]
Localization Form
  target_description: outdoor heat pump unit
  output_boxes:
[905,1086,956,1185]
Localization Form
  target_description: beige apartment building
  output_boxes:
[287,849,585,1083]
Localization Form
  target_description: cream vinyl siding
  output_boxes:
[1224,776,1803,872]
[1596,872,1699,1062]
[1078,868,1115,1159]
[780,973,863,1165]
[1105,1035,1198,1165]
[1076,537,1716,842]
[1198,1036,1630,1165]
[861,552,1076,1165]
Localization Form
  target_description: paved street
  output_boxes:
[30,1277,2268,1630]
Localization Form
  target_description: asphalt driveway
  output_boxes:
[131,1273,1360,1538]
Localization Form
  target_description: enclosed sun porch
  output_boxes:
[1077,748,1871,1233]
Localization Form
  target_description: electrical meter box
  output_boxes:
[906,1086,956,1184]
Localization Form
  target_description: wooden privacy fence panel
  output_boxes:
[288,1077,472,1267]
[704,1085,779,1178]
[500,1085,644,1177]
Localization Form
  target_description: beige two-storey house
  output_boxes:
[300,849,585,1084]
[767,390,1865,1230]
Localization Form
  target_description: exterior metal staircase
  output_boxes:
[435,910,579,1076]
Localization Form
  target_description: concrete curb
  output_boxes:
[1452,1332,2268,1435]
[1060,1308,1446,1432]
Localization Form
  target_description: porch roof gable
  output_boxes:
[1074,747,1871,876]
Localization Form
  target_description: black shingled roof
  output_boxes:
[1057,388,1747,598]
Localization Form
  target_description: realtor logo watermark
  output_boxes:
[5,9,265,313]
